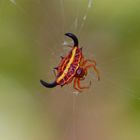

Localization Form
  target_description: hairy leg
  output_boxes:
[84,64,100,80]
[81,59,97,67]
[73,78,81,92]
[77,78,91,89]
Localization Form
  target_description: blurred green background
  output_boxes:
[0,0,140,140]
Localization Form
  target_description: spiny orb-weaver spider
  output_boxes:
[40,33,100,92]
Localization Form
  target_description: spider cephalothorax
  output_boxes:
[40,33,100,92]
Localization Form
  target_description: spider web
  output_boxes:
[5,0,140,140]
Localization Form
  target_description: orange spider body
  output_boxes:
[40,33,100,92]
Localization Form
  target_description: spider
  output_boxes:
[40,33,100,92]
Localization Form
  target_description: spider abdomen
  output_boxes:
[56,47,82,86]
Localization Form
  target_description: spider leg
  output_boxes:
[73,78,82,92]
[81,59,97,66]
[84,64,100,80]
[77,78,91,89]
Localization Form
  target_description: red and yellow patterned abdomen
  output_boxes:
[56,47,82,86]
